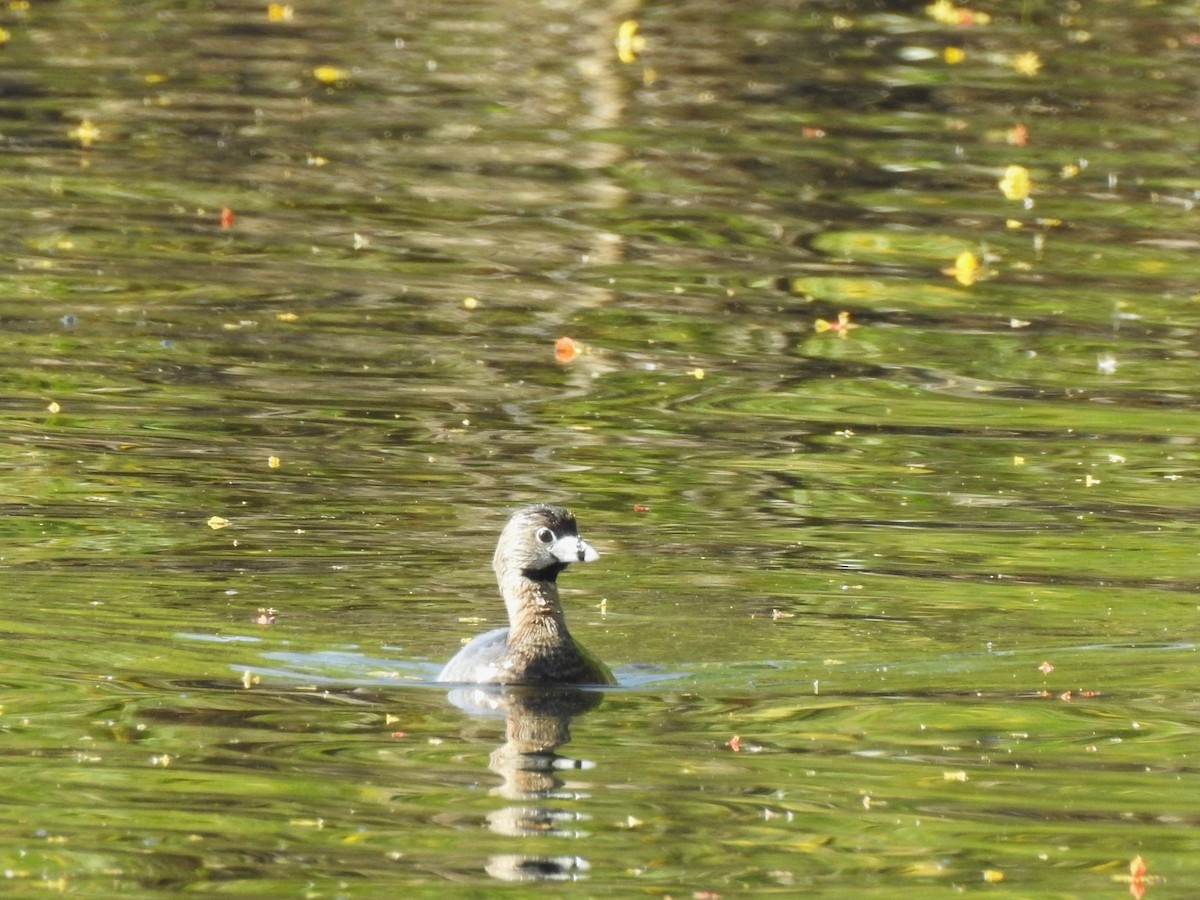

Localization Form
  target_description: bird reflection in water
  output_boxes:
[446,683,604,883]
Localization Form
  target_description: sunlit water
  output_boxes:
[0,0,1197,895]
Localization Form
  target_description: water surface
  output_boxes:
[1,0,1197,895]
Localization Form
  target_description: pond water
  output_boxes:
[1,0,1197,895]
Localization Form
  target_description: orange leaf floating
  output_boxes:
[814,310,857,337]
[1118,854,1156,900]
[632,504,650,512]
[1038,661,1055,674]
[554,335,581,363]
[1006,123,1029,146]
[727,735,741,752]
[219,207,235,229]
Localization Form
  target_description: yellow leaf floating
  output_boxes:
[943,46,965,64]
[998,164,1031,201]
[1011,51,1042,76]
[925,0,991,26]
[207,516,230,530]
[268,456,281,469]
[904,861,949,877]
[68,118,101,148]
[615,20,645,64]
[313,65,349,84]
[925,0,952,22]
[266,3,294,22]
[942,250,981,286]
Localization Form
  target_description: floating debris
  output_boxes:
[814,311,857,337]
[942,249,982,286]
[313,65,350,84]
[998,165,1032,201]
[69,118,101,148]
[615,20,645,64]
[1011,51,1042,76]
[554,335,581,363]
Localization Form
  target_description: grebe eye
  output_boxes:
[535,527,555,544]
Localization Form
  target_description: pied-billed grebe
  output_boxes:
[437,504,614,685]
